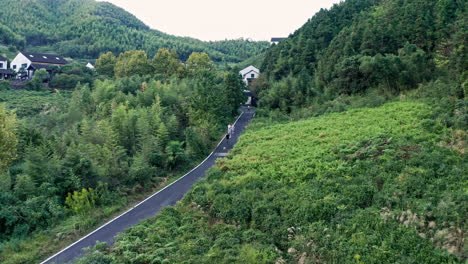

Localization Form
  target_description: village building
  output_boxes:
[271,37,286,44]
[239,65,260,85]
[0,55,13,80]
[86,62,95,70]
[10,52,68,79]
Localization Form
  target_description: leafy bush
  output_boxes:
[65,188,98,216]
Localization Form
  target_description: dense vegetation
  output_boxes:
[78,100,466,263]
[0,0,466,263]
[0,49,246,263]
[258,0,466,112]
[73,0,466,263]
[0,89,71,117]
[0,0,269,62]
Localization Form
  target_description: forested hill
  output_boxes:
[0,0,269,62]
[261,0,466,83]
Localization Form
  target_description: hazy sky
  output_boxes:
[97,0,343,41]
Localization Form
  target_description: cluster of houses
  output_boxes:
[0,51,69,80]
[2,51,261,86]
[0,36,286,82]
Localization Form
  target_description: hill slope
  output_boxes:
[258,0,466,112]
[0,0,269,62]
[79,101,466,263]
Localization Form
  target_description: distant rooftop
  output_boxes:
[239,65,260,76]
[271,37,287,42]
[21,52,68,65]
[0,55,7,61]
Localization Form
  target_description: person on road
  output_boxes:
[225,124,232,150]
[227,124,232,139]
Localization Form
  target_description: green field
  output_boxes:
[80,101,466,263]
[0,89,72,118]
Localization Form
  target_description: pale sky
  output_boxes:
[97,0,343,41]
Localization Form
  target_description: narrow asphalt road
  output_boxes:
[41,107,255,264]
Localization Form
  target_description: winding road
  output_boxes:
[41,107,255,264]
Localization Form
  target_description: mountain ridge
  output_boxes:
[0,0,269,62]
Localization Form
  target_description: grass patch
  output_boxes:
[0,89,72,118]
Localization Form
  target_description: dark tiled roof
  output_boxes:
[21,52,68,65]
[271,37,286,42]
[27,63,53,71]
[0,55,7,61]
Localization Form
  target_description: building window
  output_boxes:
[0,63,3,68]
[21,63,27,69]
[251,73,255,78]
[13,65,16,69]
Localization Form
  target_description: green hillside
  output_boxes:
[258,0,466,112]
[73,0,466,262]
[0,0,465,263]
[0,0,269,62]
[79,101,466,263]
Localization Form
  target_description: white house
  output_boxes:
[86,62,95,70]
[10,52,68,78]
[239,65,260,85]
[0,55,13,80]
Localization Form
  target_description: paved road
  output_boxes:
[41,107,255,264]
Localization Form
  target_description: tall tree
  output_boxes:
[186,52,215,77]
[0,105,17,172]
[95,52,117,77]
[115,50,152,78]
[222,71,245,116]
[152,48,182,80]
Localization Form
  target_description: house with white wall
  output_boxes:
[0,55,13,80]
[239,65,260,85]
[10,52,68,79]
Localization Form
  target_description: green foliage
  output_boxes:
[0,105,17,171]
[88,101,466,263]
[65,188,98,216]
[0,81,11,91]
[262,0,381,80]
[95,52,117,77]
[152,48,185,80]
[0,23,25,49]
[0,90,72,117]
[186,52,216,77]
[26,69,49,91]
[222,70,246,116]
[114,50,152,78]
[259,0,466,111]
[0,51,244,253]
[0,0,269,62]
[49,63,95,89]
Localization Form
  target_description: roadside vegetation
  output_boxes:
[0,0,466,263]
[78,98,466,263]
[0,49,246,263]
[76,0,466,263]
